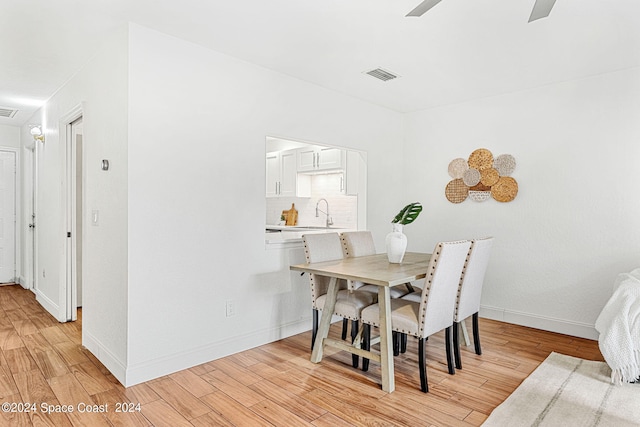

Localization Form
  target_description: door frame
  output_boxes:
[60,104,84,322]
[22,142,36,290]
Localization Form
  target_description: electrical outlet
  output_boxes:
[225,300,235,317]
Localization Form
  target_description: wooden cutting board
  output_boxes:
[282,203,298,226]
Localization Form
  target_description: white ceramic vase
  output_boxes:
[385,223,407,263]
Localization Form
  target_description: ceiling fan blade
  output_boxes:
[528,0,557,22]
[406,0,443,17]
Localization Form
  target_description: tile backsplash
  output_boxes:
[266,173,358,228]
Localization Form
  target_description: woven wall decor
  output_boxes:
[448,158,468,179]
[469,190,491,202]
[445,179,469,204]
[468,148,494,170]
[445,148,518,203]
[493,154,516,176]
[480,168,500,186]
[491,176,518,202]
[462,168,481,186]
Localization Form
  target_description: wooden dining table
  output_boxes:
[290,252,431,393]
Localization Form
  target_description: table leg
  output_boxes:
[311,277,339,363]
[459,320,471,347]
[378,286,395,393]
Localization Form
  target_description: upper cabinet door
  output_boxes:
[316,147,344,170]
[266,149,308,198]
[266,152,280,197]
[297,146,345,172]
[279,150,298,197]
[297,146,318,172]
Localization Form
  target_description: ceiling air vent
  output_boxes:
[0,107,18,118]
[364,68,399,82]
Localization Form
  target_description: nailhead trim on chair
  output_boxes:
[418,244,442,336]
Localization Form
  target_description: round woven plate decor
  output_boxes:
[491,176,518,202]
[462,168,481,186]
[480,168,500,186]
[468,148,494,170]
[469,191,491,202]
[445,179,469,203]
[448,158,468,179]
[493,154,516,176]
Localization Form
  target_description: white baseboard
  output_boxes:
[83,331,127,386]
[480,305,598,340]
[124,318,311,387]
[35,290,61,321]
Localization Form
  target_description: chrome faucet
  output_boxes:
[315,198,333,228]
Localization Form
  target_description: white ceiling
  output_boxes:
[2,0,639,127]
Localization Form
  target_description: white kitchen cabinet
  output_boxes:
[297,146,345,172]
[266,150,309,197]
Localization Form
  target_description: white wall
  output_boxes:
[23,26,130,380]
[0,124,19,148]
[28,20,633,387]
[125,24,404,385]
[403,67,640,339]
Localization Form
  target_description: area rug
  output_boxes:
[482,352,640,427]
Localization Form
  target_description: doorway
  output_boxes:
[66,116,83,321]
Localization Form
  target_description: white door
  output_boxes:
[67,117,83,319]
[0,150,16,283]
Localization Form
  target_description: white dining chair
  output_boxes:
[341,230,414,354]
[452,237,494,369]
[360,240,471,392]
[302,232,376,369]
[340,231,413,298]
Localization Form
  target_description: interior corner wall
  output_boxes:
[402,67,640,339]
[125,24,403,385]
[25,25,130,383]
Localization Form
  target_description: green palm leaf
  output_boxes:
[391,202,423,225]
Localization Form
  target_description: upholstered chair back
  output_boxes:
[302,233,347,308]
[341,231,376,257]
[455,237,494,322]
[418,240,472,338]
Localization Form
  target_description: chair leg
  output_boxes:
[311,309,318,350]
[362,324,371,372]
[473,312,482,355]
[418,337,428,392]
[400,333,407,354]
[453,321,462,370]
[351,320,359,369]
[341,318,348,340]
[445,326,455,375]
[393,331,400,356]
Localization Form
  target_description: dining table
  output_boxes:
[290,251,431,393]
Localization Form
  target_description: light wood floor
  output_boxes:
[0,284,603,426]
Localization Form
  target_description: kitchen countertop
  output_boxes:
[265,225,352,246]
